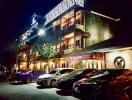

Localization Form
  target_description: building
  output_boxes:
[43,0,118,70]
[18,0,132,72]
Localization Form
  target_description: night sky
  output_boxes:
[0,0,61,48]
[0,0,132,64]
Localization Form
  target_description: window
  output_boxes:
[76,40,80,47]
[53,19,60,30]
[61,10,75,30]
[59,69,73,74]
[76,11,83,25]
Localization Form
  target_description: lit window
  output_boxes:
[76,11,83,25]
[61,10,75,30]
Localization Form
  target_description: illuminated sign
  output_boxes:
[66,53,103,61]
[45,0,84,24]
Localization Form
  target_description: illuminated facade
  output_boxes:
[18,0,132,71]
[43,0,116,70]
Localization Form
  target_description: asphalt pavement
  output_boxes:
[0,82,79,100]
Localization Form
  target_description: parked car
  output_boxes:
[72,69,132,100]
[12,70,40,83]
[56,68,95,91]
[37,68,74,87]
[107,69,132,100]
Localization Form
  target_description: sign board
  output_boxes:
[65,53,103,61]
[114,56,125,68]
[45,0,85,25]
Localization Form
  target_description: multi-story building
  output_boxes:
[43,0,118,70]
[18,0,132,72]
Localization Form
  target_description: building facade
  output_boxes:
[18,0,132,72]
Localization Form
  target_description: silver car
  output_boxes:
[37,68,74,87]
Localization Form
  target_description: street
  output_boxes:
[0,82,79,100]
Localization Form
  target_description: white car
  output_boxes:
[37,68,74,87]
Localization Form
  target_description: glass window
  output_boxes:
[76,40,80,47]
[59,69,73,74]
[49,69,59,74]
[76,10,83,25]
[61,10,75,30]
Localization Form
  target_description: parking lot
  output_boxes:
[0,82,79,100]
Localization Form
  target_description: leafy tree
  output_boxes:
[32,40,57,61]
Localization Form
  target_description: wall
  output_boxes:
[105,49,132,69]
[85,13,113,47]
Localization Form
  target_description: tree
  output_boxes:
[32,41,57,62]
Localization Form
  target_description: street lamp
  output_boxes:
[38,28,45,36]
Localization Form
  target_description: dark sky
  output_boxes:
[0,0,132,64]
[0,0,132,48]
[0,0,61,49]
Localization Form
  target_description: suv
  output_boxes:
[37,68,74,87]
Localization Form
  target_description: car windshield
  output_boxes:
[65,69,85,78]
[49,69,59,74]
[90,71,109,79]
[90,69,126,81]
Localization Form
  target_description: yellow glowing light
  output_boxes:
[29,63,34,70]
[23,53,26,58]
[37,63,41,70]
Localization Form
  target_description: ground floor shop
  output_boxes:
[18,47,132,73]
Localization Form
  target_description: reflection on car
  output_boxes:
[56,68,95,91]
[37,68,74,87]
[72,69,132,100]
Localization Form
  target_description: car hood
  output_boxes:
[75,78,96,85]
[38,74,55,79]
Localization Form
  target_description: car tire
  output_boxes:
[26,77,32,83]
[50,80,56,87]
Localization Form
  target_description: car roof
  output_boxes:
[54,68,74,70]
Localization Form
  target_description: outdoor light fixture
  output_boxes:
[38,29,45,36]
[90,11,121,21]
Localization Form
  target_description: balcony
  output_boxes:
[56,44,82,56]
[61,25,75,36]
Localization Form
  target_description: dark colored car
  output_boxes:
[13,70,40,83]
[73,69,132,100]
[56,68,95,91]
[107,69,132,100]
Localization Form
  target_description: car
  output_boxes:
[56,68,95,91]
[12,70,40,83]
[107,69,132,100]
[37,68,74,87]
[72,69,132,100]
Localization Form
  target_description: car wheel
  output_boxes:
[26,77,32,83]
[50,80,56,87]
